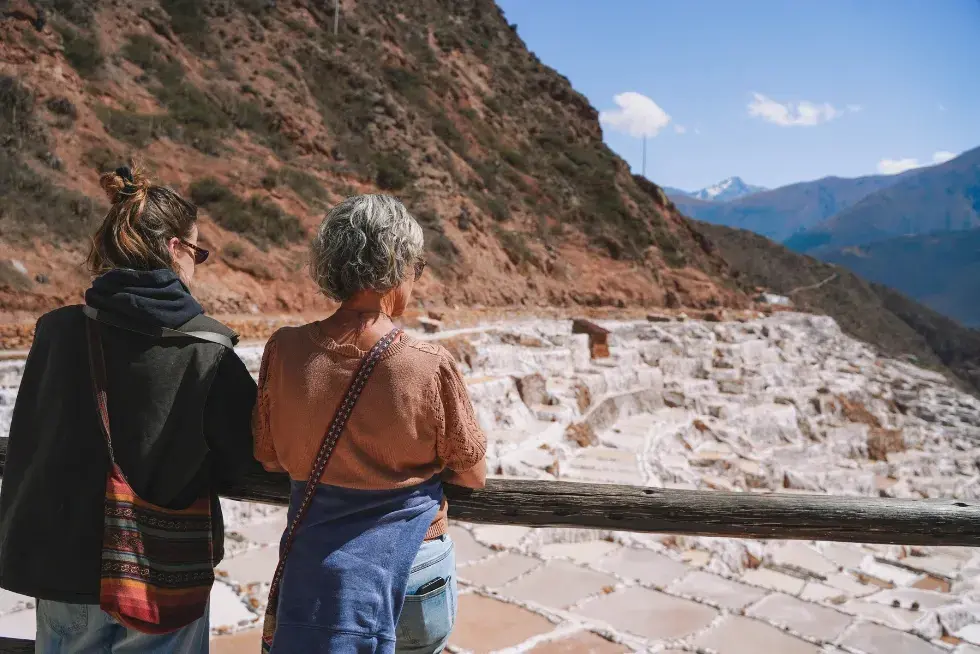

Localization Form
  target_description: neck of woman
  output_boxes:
[322,292,400,348]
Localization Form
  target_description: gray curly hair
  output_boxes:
[309,194,425,302]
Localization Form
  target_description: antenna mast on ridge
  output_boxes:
[642,135,647,177]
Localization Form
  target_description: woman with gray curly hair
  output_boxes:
[254,195,486,653]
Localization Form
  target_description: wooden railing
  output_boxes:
[0,438,979,651]
[2,439,979,546]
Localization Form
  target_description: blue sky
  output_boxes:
[495,0,980,191]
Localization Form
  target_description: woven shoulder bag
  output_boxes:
[87,318,216,634]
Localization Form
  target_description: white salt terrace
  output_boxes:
[1,313,979,652]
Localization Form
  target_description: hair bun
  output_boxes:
[99,164,150,204]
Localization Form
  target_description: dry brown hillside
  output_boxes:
[0,0,748,321]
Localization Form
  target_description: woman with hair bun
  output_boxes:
[0,164,258,652]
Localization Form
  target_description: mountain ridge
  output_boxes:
[670,172,910,242]
[785,146,980,253]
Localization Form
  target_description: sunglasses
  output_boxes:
[179,239,210,265]
[414,257,426,281]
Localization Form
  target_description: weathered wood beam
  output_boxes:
[0,638,32,653]
[2,439,980,546]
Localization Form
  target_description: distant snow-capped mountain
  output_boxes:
[691,177,767,202]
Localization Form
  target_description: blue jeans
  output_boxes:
[35,599,209,653]
[395,534,458,654]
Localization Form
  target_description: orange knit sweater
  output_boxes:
[252,322,487,539]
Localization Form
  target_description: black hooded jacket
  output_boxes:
[0,269,258,603]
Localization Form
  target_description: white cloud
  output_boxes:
[847,104,863,113]
[599,92,671,138]
[939,104,947,112]
[747,92,845,127]
[674,124,687,135]
[876,150,958,175]
[694,128,701,135]
[877,158,921,175]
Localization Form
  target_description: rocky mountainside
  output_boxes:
[694,221,980,395]
[785,146,980,253]
[821,228,980,328]
[0,0,746,321]
[671,173,908,243]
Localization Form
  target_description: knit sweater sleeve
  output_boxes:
[434,353,487,488]
[252,333,284,472]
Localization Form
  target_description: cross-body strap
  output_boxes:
[82,305,235,349]
[86,318,116,462]
[265,327,402,602]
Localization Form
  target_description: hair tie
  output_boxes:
[115,166,138,196]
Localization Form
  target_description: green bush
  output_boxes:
[160,0,216,55]
[188,178,232,205]
[260,169,278,190]
[152,82,228,133]
[0,76,39,145]
[501,149,525,170]
[95,106,169,148]
[486,197,511,222]
[484,96,502,114]
[222,241,245,259]
[375,154,414,191]
[189,178,304,246]
[261,167,328,206]
[45,97,77,120]
[280,168,328,206]
[432,111,465,154]
[56,25,104,78]
[36,0,95,26]
[122,34,163,71]
[82,146,120,173]
[383,67,426,106]
[493,226,537,268]
[0,151,101,241]
[414,210,457,269]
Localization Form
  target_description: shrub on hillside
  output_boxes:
[494,226,537,269]
[189,178,304,246]
[411,210,458,274]
[55,25,104,78]
[502,149,526,170]
[0,151,101,241]
[95,106,168,148]
[375,154,414,191]
[159,0,216,55]
[45,97,77,121]
[82,146,119,173]
[0,76,40,148]
[261,167,328,207]
[486,197,511,222]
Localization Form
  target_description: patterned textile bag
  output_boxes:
[262,328,402,653]
[87,319,215,634]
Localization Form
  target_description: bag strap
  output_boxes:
[265,327,402,603]
[82,305,235,349]
[86,318,116,462]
